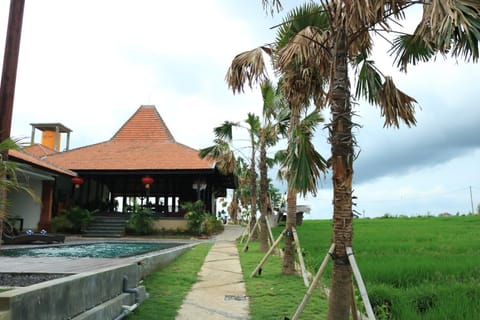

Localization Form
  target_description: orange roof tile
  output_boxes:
[8,149,76,177]
[45,105,215,171]
[23,144,58,158]
[112,105,174,142]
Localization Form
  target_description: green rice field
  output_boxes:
[273,215,480,319]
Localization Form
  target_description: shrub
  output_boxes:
[128,208,154,235]
[65,206,95,233]
[203,215,224,236]
[51,214,73,233]
[182,200,207,235]
[182,200,223,236]
[53,206,94,233]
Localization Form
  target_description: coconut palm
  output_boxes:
[260,1,480,318]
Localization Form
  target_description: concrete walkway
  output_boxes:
[176,225,250,320]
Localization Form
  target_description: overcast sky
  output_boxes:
[2,1,479,219]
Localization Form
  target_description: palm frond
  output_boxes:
[213,121,237,141]
[225,47,271,94]
[284,111,327,196]
[390,33,436,72]
[389,0,480,71]
[245,113,261,135]
[199,139,236,175]
[354,55,383,104]
[262,0,283,15]
[378,77,417,128]
[275,3,329,50]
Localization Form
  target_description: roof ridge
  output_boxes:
[111,105,175,142]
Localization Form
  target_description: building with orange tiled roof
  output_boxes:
[41,105,234,230]
[5,105,234,234]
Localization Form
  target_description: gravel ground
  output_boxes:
[0,273,68,287]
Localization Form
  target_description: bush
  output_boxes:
[52,206,94,233]
[128,208,154,235]
[203,215,224,236]
[51,214,72,233]
[182,200,223,236]
[182,200,207,235]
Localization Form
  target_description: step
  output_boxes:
[82,233,123,238]
[82,216,128,238]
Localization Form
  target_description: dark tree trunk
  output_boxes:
[249,136,258,240]
[327,28,354,320]
[282,186,296,274]
[282,106,300,275]
[259,130,269,252]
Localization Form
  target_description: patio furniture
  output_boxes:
[1,221,65,244]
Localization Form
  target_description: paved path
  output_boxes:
[176,225,250,320]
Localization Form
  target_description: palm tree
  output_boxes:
[261,1,480,319]
[200,115,261,235]
[226,3,329,275]
[258,79,288,252]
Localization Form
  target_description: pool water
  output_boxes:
[0,242,181,258]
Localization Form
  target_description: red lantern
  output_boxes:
[71,176,84,188]
[141,175,154,189]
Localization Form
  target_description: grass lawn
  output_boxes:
[238,241,328,319]
[129,243,212,320]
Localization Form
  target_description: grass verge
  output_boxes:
[129,243,212,320]
[238,241,328,320]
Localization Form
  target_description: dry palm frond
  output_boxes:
[418,0,480,60]
[276,26,331,109]
[262,0,283,15]
[378,77,417,128]
[216,151,237,175]
[225,46,271,94]
[277,26,332,73]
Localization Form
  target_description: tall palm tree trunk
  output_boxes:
[258,130,269,252]
[327,28,354,320]
[249,139,258,240]
[282,105,300,275]
[228,190,239,224]
[282,185,297,274]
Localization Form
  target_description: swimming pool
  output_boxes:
[0,242,182,258]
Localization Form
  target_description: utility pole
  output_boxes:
[469,186,474,214]
[0,0,26,141]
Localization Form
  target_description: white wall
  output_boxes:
[8,179,42,230]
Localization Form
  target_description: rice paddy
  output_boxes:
[273,215,480,319]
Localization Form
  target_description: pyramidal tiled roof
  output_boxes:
[44,105,214,171]
[111,105,175,142]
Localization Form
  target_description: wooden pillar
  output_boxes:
[0,0,25,141]
[38,181,54,231]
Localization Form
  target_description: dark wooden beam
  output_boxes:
[0,0,25,141]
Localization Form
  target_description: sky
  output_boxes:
[1,1,479,219]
